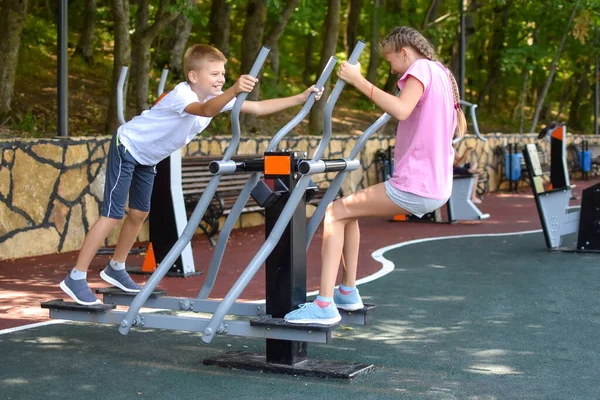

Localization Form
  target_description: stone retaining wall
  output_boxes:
[1,133,598,261]
[0,134,392,260]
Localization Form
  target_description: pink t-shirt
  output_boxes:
[388,59,456,200]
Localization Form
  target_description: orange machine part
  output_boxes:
[551,125,565,140]
[264,155,291,176]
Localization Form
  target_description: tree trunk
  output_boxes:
[422,0,441,29]
[209,0,231,58]
[264,0,300,79]
[309,0,341,135]
[366,0,382,83]
[240,0,267,131]
[567,68,590,132]
[0,0,29,120]
[516,69,529,134]
[530,5,578,133]
[345,0,363,55]
[477,2,510,106]
[450,0,477,79]
[169,0,195,79]
[73,0,97,65]
[131,0,180,114]
[106,0,131,133]
[303,33,315,87]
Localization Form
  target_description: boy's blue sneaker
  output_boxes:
[284,301,341,325]
[334,287,364,311]
[100,266,141,292]
[60,275,102,306]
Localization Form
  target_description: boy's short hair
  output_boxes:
[183,44,227,83]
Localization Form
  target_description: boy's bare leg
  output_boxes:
[74,216,120,272]
[319,183,407,298]
[112,209,149,263]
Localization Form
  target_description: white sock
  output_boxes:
[109,259,126,271]
[70,268,87,280]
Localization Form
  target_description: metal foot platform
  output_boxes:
[41,299,116,313]
[96,287,167,297]
[339,304,376,325]
[250,316,337,332]
[203,351,374,379]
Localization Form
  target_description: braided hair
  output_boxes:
[381,27,467,139]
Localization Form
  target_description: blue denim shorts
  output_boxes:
[384,181,447,218]
[101,134,157,219]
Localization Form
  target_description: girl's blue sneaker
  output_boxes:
[333,287,364,311]
[284,302,341,325]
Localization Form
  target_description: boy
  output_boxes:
[61,44,322,305]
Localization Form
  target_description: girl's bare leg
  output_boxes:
[112,209,149,263]
[74,216,120,271]
[319,183,409,298]
[340,219,359,287]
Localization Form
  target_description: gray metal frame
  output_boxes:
[47,43,376,343]
[448,175,490,221]
[197,56,338,299]
[118,46,271,336]
[523,143,581,249]
[199,41,368,344]
[45,306,330,343]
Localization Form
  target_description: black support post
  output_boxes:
[265,153,308,365]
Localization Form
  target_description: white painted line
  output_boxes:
[0,320,68,336]
[2,230,544,325]
[365,229,543,286]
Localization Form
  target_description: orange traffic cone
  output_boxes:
[141,243,157,273]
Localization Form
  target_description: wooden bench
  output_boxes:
[181,154,337,245]
[495,144,550,189]
[181,154,262,245]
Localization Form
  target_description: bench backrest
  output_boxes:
[523,144,546,195]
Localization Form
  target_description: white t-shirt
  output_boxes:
[117,82,235,165]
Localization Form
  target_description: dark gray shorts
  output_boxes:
[101,134,157,219]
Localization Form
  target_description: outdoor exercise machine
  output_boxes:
[522,143,600,253]
[537,121,571,190]
[389,99,490,223]
[42,42,384,379]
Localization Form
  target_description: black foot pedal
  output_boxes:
[41,299,116,313]
[96,287,167,297]
[250,316,336,331]
[338,303,376,325]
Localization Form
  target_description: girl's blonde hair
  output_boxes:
[381,27,467,139]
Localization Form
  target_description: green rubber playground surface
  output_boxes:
[2,231,599,400]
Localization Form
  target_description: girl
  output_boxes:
[285,26,467,324]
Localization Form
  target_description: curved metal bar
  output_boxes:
[196,56,338,299]
[459,100,486,142]
[201,43,367,343]
[201,176,312,343]
[223,47,271,161]
[312,41,366,162]
[158,68,169,97]
[118,48,270,336]
[117,66,128,126]
[306,112,392,249]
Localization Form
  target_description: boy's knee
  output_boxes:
[127,209,149,224]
